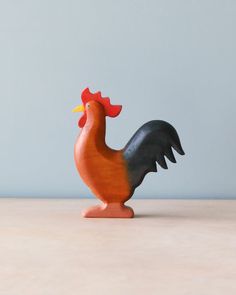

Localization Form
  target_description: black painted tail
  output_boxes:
[123,120,185,190]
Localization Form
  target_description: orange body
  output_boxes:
[74,101,134,217]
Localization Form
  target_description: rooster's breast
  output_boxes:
[74,138,132,203]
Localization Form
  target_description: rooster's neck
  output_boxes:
[80,106,106,149]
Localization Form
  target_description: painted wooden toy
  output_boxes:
[73,88,185,218]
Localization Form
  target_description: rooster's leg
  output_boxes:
[82,202,134,218]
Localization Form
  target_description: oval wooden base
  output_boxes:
[82,203,134,218]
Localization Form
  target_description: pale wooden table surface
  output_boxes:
[0,199,235,295]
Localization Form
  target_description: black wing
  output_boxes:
[123,120,185,190]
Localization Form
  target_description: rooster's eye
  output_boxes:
[86,104,90,109]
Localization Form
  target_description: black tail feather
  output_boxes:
[123,120,185,190]
[164,147,176,163]
[157,154,168,169]
[172,142,185,155]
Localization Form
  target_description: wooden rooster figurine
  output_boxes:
[73,88,185,218]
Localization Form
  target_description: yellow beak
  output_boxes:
[72,105,85,113]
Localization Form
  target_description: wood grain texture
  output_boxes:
[74,100,134,218]
[1,199,236,295]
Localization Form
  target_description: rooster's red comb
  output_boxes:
[81,88,122,117]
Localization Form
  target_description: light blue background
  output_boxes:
[0,0,235,198]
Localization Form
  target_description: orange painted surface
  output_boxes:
[74,100,134,218]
